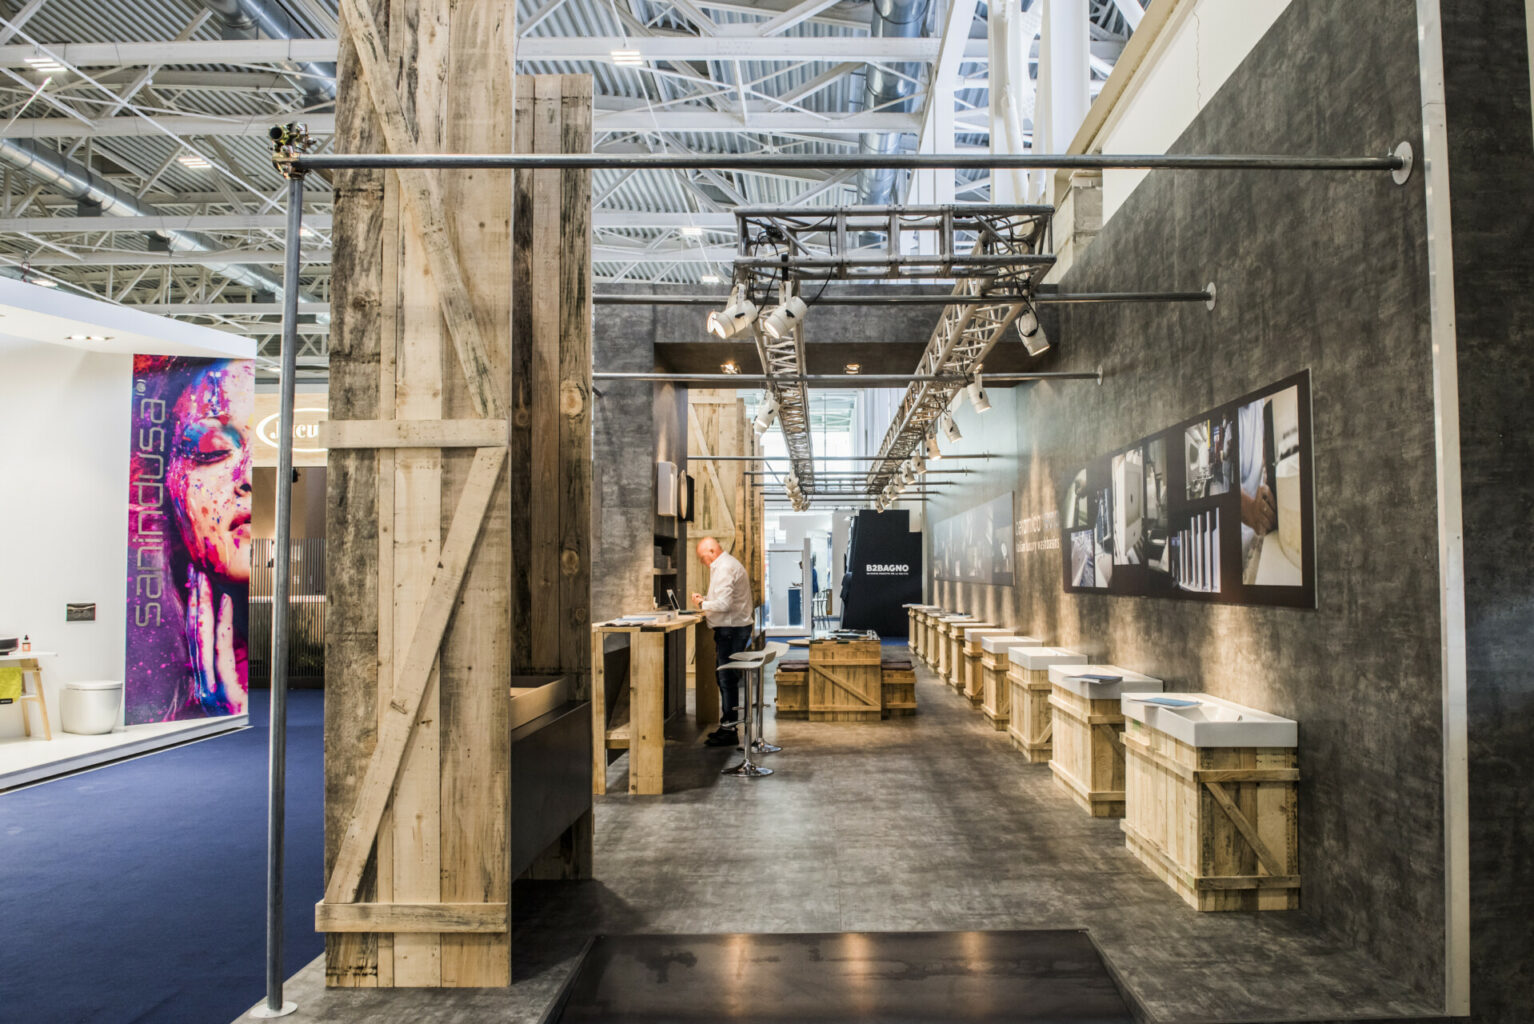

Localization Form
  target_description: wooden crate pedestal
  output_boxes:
[810,638,883,721]
[1121,720,1300,911]
[1048,687,1131,816]
[961,629,1009,705]
[980,651,1011,729]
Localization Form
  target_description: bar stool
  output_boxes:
[716,645,780,777]
[750,641,789,755]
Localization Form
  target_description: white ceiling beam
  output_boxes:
[519,36,986,62]
[0,213,335,233]
[1,112,336,139]
[692,0,867,32]
[1110,0,1144,31]
[0,0,52,46]
[593,109,919,133]
[0,39,339,69]
[755,0,845,37]
[19,250,330,266]
[128,301,331,315]
[776,61,861,105]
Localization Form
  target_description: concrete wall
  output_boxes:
[1437,0,1534,1018]
[928,0,1447,1000]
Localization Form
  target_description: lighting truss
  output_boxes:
[748,283,816,495]
[730,204,1054,289]
[863,211,1057,493]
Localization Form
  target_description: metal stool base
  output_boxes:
[722,761,774,777]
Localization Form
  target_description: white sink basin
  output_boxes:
[981,634,1041,654]
[961,625,1004,640]
[939,614,975,623]
[1120,692,1298,748]
[1005,645,1086,670]
[1048,663,1163,699]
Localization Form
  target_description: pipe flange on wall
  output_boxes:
[1205,282,1217,312]
[1391,142,1414,185]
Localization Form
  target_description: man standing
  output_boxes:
[691,536,754,747]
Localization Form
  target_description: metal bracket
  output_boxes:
[270,123,315,180]
[1391,141,1414,186]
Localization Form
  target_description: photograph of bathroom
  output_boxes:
[1240,385,1305,587]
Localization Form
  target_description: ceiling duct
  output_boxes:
[858,0,932,204]
[197,0,336,103]
[0,138,300,301]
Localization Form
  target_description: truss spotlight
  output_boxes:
[911,453,926,475]
[753,394,779,434]
[942,413,962,444]
[926,434,942,460]
[1015,301,1050,356]
[966,374,991,413]
[761,295,808,340]
[708,287,758,339]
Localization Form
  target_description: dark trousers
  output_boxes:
[713,624,753,727]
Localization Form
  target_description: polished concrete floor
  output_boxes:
[252,657,1440,1024]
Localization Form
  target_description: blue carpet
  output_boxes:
[0,689,325,1024]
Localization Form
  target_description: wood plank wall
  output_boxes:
[326,0,591,987]
[686,392,765,612]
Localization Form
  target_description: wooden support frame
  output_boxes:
[326,0,593,984]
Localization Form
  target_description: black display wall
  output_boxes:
[840,510,922,637]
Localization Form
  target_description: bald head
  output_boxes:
[696,537,724,565]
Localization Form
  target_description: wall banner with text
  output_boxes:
[126,356,254,723]
[934,492,1015,585]
[1061,370,1315,608]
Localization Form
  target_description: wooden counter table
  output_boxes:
[591,613,719,795]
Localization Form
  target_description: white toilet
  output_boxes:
[60,680,123,735]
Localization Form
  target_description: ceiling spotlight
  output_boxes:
[611,49,643,66]
[926,434,942,460]
[178,152,212,169]
[844,362,861,375]
[942,412,962,444]
[753,394,779,434]
[707,287,758,339]
[1015,301,1050,356]
[65,334,113,342]
[720,360,739,374]
[761,295,808,340]
[966,374,991,413]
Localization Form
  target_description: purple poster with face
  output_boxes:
[126,356,254,723]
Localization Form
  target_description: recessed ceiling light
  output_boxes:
[720,360,740,375]
[611,49,643,66]
[844,363,861,374]
[178,153,212,169]
[66,334,113,342]
[700,274,721,284]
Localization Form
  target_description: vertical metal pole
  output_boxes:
[253,172,304,1019]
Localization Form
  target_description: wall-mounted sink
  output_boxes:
[1006,646,1087,670]
[981,634,1041,654]
[1048,664,1164,700]
[1121,692,1298,748]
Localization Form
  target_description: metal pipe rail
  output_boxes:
[289,151,1409,173]
[593,291,1213,306]
[592,371,1101,385]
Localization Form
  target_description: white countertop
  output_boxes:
[0,650,56,662]
[1120,691,1298,748]
[980,634,1041,654]
[1048,663,1164,699]
[1006,646,1086,669]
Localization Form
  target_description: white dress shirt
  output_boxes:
[700,551,754,627]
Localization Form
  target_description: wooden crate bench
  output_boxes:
[880,657,917,717]
[809,637,883,722]
[1005,647,1085,764]
[1119,693,1300,911]
[774,658,809,719]
[946,619,994,689]
[1046,665,1163,817]
[977,635,1040,729]
[960,628,1013,705]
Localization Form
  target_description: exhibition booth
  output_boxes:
[0,278,256,789]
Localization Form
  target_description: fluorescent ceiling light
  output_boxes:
[700,274,721,284]
[680,225,703,237]
[611,49,643,66]
[178,153,212,169]
[25,56,63,73]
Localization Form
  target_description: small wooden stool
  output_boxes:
[2,653,55,741]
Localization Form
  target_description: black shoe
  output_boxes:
[705,729,739,747]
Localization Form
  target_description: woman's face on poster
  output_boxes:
[167,361,253,583]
